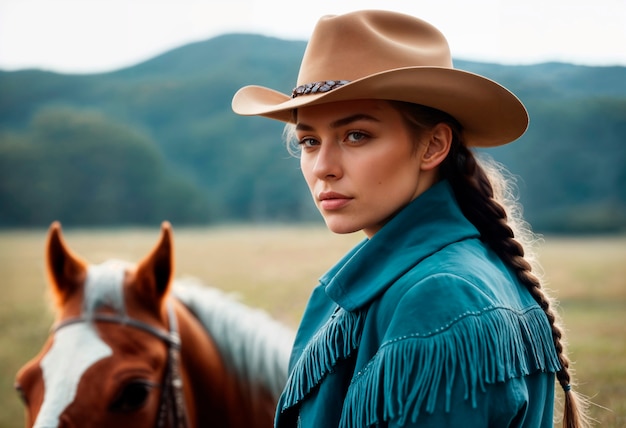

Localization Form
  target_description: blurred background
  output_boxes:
[0,1,624,426]
[1,0,625,231]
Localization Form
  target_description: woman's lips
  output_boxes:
[319,192,352,210]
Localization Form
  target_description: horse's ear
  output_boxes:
[46,221,87,306]
[136,221,174,303]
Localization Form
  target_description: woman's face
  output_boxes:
[296,99,437,237]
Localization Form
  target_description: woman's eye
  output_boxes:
[346,131,368,143]
[298,137,319,148]
[109,380,155,413]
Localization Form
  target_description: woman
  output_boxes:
[232,10,590,428]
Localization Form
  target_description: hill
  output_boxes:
[1,34,625,232]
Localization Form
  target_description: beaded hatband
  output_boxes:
[291,80,351,98]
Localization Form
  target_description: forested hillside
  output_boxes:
[1,34,625,233]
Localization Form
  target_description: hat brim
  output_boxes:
[232,67,528,147]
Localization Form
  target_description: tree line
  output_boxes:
[0,34,624,233]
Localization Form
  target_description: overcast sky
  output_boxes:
[1,0,625,74]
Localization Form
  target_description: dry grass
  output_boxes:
[0,226,624,427]
[536,236,626,426]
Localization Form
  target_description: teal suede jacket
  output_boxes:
[275,181,560,427]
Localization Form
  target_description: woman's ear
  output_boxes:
[420,123,452,171]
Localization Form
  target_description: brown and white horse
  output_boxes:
[15,221,294,428]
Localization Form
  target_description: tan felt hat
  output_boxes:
[232,10,529,147]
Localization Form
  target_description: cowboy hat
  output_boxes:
[231,10,528,147]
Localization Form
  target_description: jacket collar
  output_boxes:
[321,181,480,311]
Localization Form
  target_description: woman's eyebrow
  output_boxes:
[296,114,381,132]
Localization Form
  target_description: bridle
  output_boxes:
[52,301,190,428]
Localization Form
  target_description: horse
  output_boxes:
[14,221,295,428]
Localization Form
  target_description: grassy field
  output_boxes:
[0,226,624,427]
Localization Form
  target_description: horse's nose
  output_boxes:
[33,416,74,428]
[57,414,75,428]
[32,421,62,428]
[33,422,71,428]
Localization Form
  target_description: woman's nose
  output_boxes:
[312,142,342,179]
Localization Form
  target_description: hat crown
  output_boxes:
[297,10,453,86]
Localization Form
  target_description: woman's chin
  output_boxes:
[323,218,363,235]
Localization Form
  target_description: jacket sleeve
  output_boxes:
[340,273,560,427]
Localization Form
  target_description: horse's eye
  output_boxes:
[109,380,155,413]
[14,383,28,405]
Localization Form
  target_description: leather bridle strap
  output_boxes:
[52,302,190,428]
[156,303,189,428]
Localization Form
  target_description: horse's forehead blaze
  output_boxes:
[34,324,112,428]
[33,261,131,427]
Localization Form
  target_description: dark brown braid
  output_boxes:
[389,101,591,428]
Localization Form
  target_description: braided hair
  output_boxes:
[390,101,592,428]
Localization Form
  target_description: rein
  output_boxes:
[52,302,190,428]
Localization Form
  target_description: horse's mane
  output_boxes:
[172,279,295,399]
